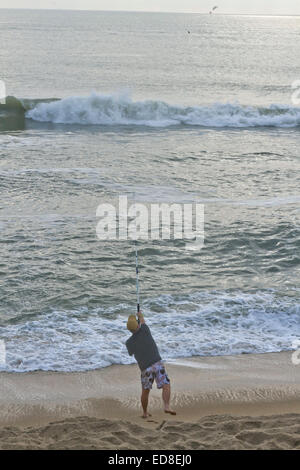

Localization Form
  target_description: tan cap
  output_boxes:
[127,315,138,332]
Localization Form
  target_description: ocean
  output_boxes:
[0,9,299,372]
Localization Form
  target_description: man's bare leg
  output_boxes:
[141,388,151,418]
[162,383,176,415]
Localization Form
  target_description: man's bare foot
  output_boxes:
[164,409,176,415]
[142,413,152,419]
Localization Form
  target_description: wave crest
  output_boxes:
[2,93,300,128]
[24,93,300,128]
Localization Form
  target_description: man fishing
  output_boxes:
[126,310,176,418]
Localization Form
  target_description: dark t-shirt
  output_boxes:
[126,323,162,371]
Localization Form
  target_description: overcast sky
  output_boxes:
[1,0,300,15]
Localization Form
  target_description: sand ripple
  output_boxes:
[0,413,300,450]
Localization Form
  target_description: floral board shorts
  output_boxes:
[141,361,170,390]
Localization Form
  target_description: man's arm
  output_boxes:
[137,311,145,324]
[126,338,133,356]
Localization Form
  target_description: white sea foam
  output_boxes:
[0,290,299,372]
[26,93,300,128]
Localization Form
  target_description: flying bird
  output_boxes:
[209,6,218,14]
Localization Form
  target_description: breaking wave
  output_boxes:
[2,93,300,128]
[0,289,299,372]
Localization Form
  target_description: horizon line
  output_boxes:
[0,8,300,17]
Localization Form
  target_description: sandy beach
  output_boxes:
[2,5,300,454]
[0,351,299,449]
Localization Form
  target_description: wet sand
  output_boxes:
[0,351,299,449]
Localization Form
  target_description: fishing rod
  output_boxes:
[135,237,140,315]
[133,192,140,318]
